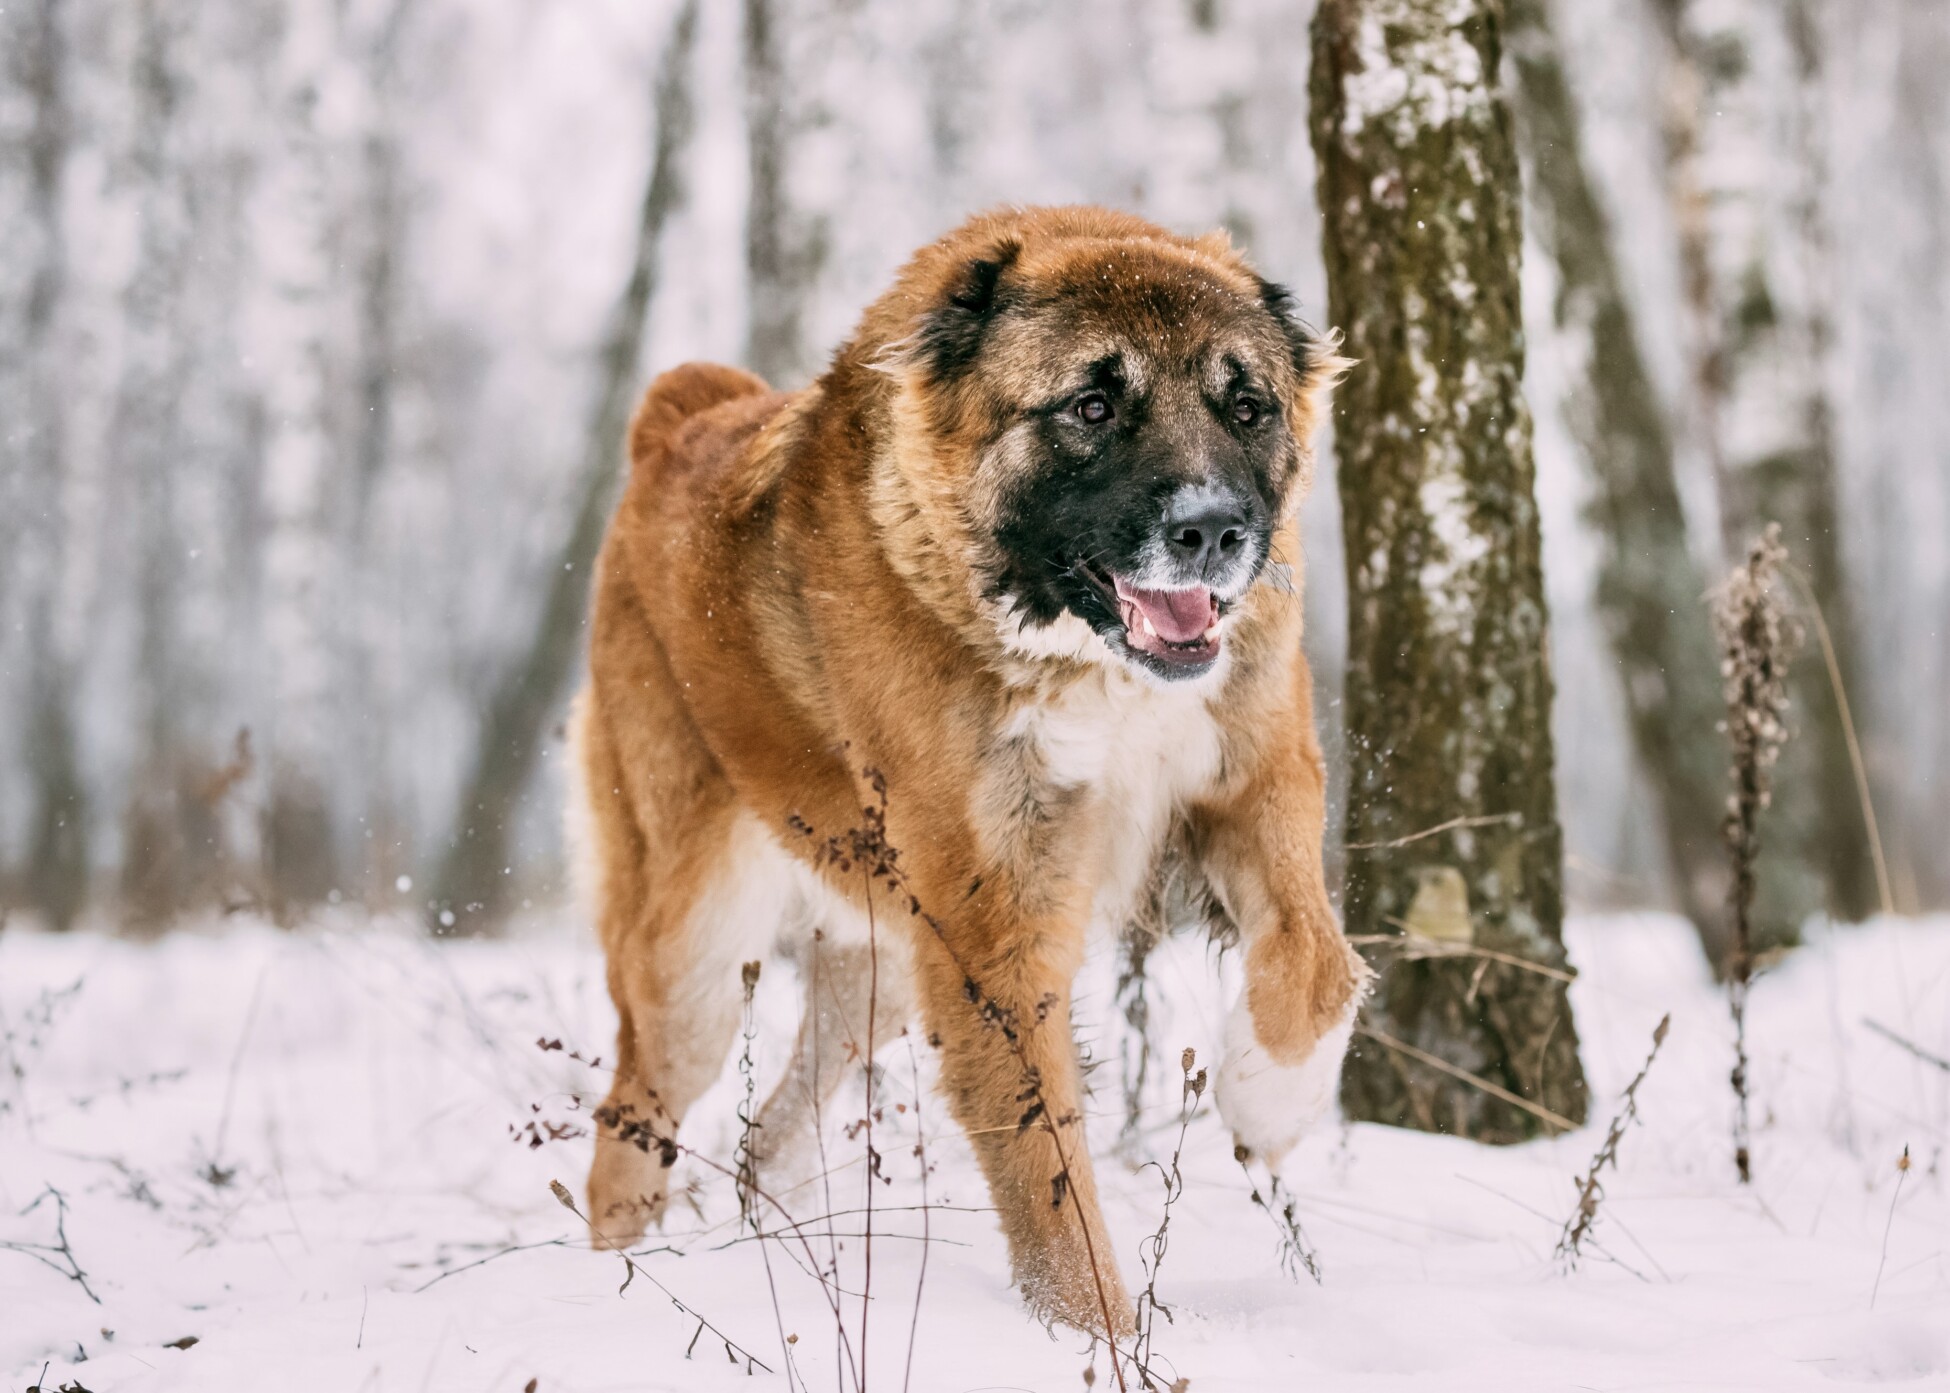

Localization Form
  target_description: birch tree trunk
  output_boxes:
[5,0,89,928]
[114,0,214,923]
[258,4,346,912]
[1310,0,1587,1140]
[1654,0,1874,926]
[1505,0,1734,963]
[429,0,699,931]
[742,0,826,388]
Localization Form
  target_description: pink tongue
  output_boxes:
[1115,581,1216,643]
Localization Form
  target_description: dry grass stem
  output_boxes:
[1345,811,1523,851]
[549,1178,773,1374]
[1782,563,1894,917]
[1353,1023,1577,1134]
[902,1031,933,1393]
[1236,1153,1322,1284]
[1863,1020,1950,1074]
[1557,1014,1671,1269]
[793,770,1132,1389]
[1356,923,1579,983]
[3,1186,99,1304]
[1870,1146,1911,1309]
[1132,1048,1204,1387]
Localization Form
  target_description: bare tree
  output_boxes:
[429,0,700,931]
[114,0,219,923]
[1653,0,1873,925]
[258,3,349,912]
[1505,0,1736,963]
[1311,0,1588,1140]
[742,0,826,387]
[3,0,89,927]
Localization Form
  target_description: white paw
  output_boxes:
[1215,999,1355,1167]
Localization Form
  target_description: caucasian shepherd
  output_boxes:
[569,205,1367,1334]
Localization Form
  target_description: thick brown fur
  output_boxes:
[572,206,1366,1336]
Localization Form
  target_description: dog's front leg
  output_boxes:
[911,911,1134,1338]
[1201,732,1369,1170]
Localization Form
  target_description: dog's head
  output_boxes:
[874,207,1344,683]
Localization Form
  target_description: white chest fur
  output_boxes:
[999,667,1224,932]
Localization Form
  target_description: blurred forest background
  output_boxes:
[1,0,1944,937]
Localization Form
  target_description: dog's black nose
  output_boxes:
[1163,496,1249,576]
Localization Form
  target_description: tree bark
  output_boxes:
[113,0,213,924]
[1505,0,1735,963]
[429,0,699,932]
[742,0,826,387]
[1310,0,1587,1140]
[4,0,89,928]
[259,5,348,914]
[1653,0,1874,925]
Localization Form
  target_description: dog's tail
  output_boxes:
[626,362,771,483]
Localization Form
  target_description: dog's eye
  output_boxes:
[1233,396,1261,425]
[1075,392,1113,425]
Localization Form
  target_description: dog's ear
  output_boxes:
[1256,275,1351,428]
[913,238,1022,383]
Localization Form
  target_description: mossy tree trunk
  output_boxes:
[1653,0,1875,926]
[1310,0,1587,1141]
[1505,0,1737,965]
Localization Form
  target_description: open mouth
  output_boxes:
[1092,569,1224,673]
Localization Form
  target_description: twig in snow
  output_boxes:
[793,769,1132,1387]
[1557,1014,1670,1269]
[1712,526,1803,1184]
[3,1186,99,1304]
[1236,1151,1320,1284]
[1133,1049,1203,1387]
[1863,1020,1950,1074]
[902,1030,933,1393]
[734,960,797,1391]
[734,960,764,1233]
[549,1179,772,1374]
[410,1236,572,1294]
[1870,1146,1911,1309]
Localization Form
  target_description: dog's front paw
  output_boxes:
[1215,999,1355,1167]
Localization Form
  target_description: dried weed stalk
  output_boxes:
[1712,524,1804,1183]
[1113,922,1161,1159]
[549,1179,773,1374]
[3,1186,99,1304]
[792,768,1132,1390]
[1236,1152,1321,1284]
[734,959,764,1234]
[1557,1013,1670,1268]
[902,1031,933,1393]
[1870,1145,1911,1309]
[1132,1049,1204,1390]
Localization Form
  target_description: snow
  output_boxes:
[3,912,1946,1392]
[1339,0,1490,143]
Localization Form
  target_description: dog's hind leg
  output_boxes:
[573,600,790,1246]
[583,806,794,1246]
[751,933,914,1202]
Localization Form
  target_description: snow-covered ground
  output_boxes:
[3,911,1946,1392]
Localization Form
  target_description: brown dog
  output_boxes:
[568,205,1366,1335]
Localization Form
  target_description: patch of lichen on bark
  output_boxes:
[1311,0,1587,1140]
